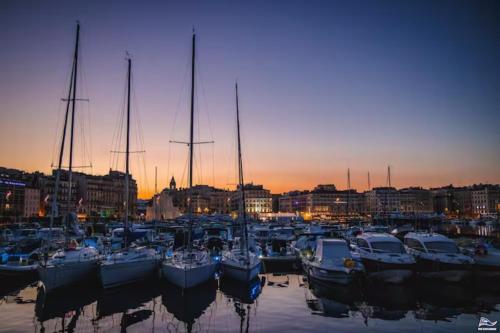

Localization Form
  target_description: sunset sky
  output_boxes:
[1,0,499,198]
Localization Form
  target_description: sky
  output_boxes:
[0,0,499,198]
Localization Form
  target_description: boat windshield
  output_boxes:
[425,241,459,254]
[371,241,405,254]
[322,242,350,259]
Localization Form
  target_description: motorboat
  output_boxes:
[292,233,324,261]
[353,232,415,283]
[304,239,364,284]
[260,238,299,273]
[404,232,473,282]
[458,238,500,280]
[0,239,41,279]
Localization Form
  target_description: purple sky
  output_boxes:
[0,0,499,197]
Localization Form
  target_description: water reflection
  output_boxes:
[305,277,500,326]
[0,274,499,332]
[219,277,263,333]
[161,279,217,333]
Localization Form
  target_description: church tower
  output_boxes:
[169,176,176,190]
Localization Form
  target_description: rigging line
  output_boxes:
[195,91,202,185]
[51,101,64,168]
[196,51,214,141]
[168,48,191,142]
[212,142,215,188]
[166,141,172,185]
[179,151,189,190]
[79,41,93,169]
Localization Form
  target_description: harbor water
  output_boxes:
[0,274,498,332]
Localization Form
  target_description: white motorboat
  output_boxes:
[305,239,364,284]
[100,246,159,289]
[353,232,415,284]
[404,232,473,282]
[0,239,40,279]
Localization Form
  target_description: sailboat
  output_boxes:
[38,22,100,292]
[99,56,159,289]
[220,82,261,282]
[161,31,217,289]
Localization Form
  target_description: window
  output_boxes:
[404,238,425,251]
[357,238,370,251]
[371,241,405,254]
[424,241,459,254]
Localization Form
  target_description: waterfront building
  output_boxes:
[231,183,272,217]
[471,184,500,216]
[365,187,400,216]
[399,187,433,213]
[39,169,137,220]
[278,184,365,218]
[23,187,40,218]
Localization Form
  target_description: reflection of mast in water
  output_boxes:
[35,284,99,332]
[161,280,217,333]
[219,277,263,333]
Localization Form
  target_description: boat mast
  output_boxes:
[235,82,249,260]
[187,31,196,253]
[346,168,350,217]
[124,56,131,247]
[67,22,80,225]
[49,23,78,243]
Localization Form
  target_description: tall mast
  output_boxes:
[387,165,391,187]
[49,23,78,242]
[367,171,371,191]
[124,57,131,247]
[235,82,249,258]
[346,168,350,217]
[66,22,80,230]
[155,166,158,194]
[187,31,196,253]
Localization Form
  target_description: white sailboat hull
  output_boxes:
[161,261,216,289]
[38,260,98,292]
[222,260,260,282]
[100,258,159,289]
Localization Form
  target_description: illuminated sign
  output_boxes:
[0,179,26,187]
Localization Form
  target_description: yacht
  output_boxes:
[221,82,261,282]
[304,239,364,284]
[99,56,160,289]
[38,238,100,292]
[353,232,415,283]
[100,245,159,289]
[38,23,100,292]
[161,31,217,288]
[404,232,473,282]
